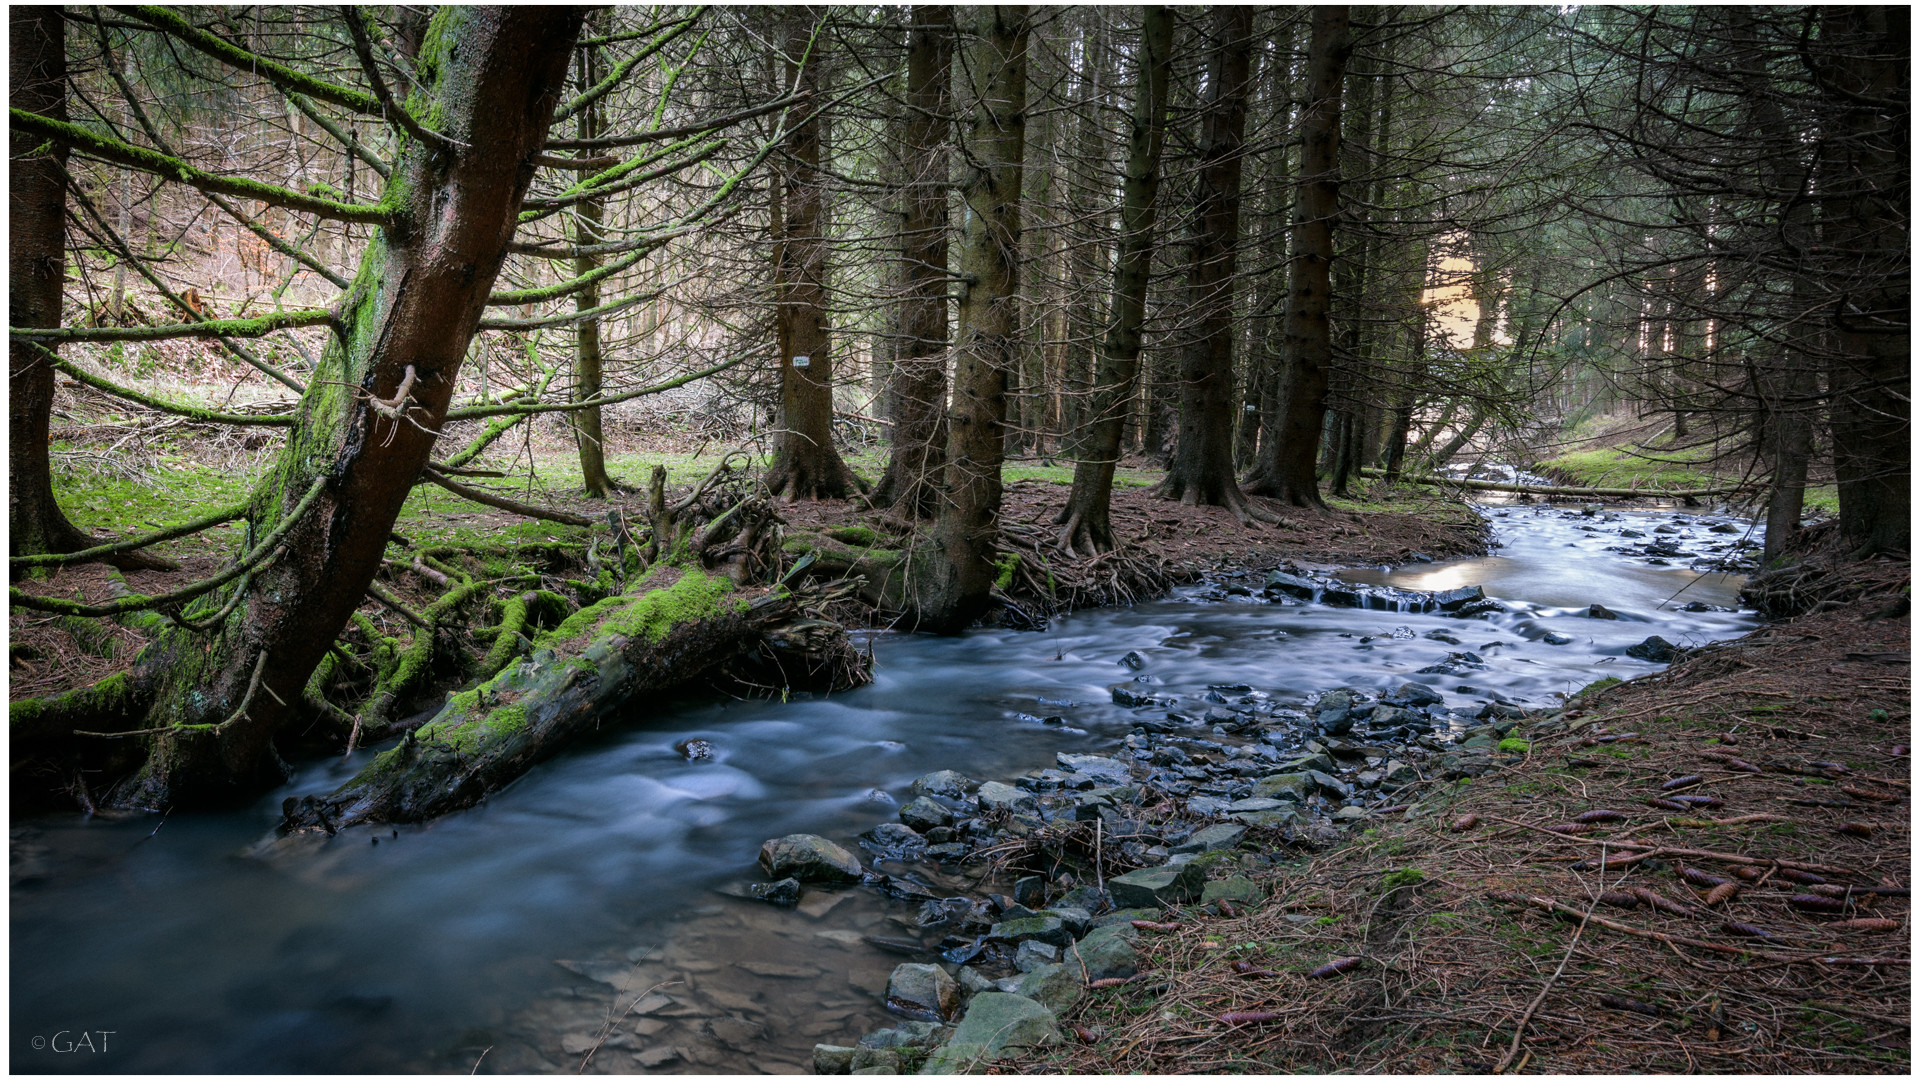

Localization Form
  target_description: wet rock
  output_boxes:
[1108,862,1203,908]
[1110,684,1165,708]
[1451,599,1505,618]
[1173,823,1247,854]
[1709,522,1741,534]
[1013,876,1048,909]
[1042,906,1091,937]
[862,823,929,859]
[886,963,960,1022]
[913,771,979,799]
[925,842,969,862]
[1459,733,1498,749]
[1234,809,1303,827]
[974,781,1038,814]
[1626,635,1677,663]
[1587,604,1619,620]
[1251,772,1312,801]
[1368,704,1411,732]
[759,834,863,882]
[861,1021,951,1050]
[1014,940,1060,972]
[1307,769,1351,797]
[748,877,801,905]
[986,915,1072,948]
[1119,650,1146,670]
[1056,753,1132,785]
[1065,923,1139,981]
[937,993,1061,1063]
[1263,570,1317,600]
[900,797,954,833]
[1430,585,1485,611]
[1202,876,1260,905]
[675,738,715,760]
[1422,629,1463,645]
[703,1015,766,1050]
[814,1045,858,1073]
[1542,631,1574,645]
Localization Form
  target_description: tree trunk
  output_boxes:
[1815,6,1909,556]
[1244,6,1351,506]
[571,27,613,498]
[909,5,1028,630]
[8,8,164,572]
[765,9,865,500]
[873,6,954,518]
[104,8,585,809]
[1151,8,1270,525]
[1054,5,1173,555]
[283,568,866,828]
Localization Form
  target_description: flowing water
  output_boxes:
[11,503,1760,1074]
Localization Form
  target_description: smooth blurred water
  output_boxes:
[10,503,1758,1073]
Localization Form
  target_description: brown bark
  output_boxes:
[910,5,1028,630]
[1244,6,1352,506]
[1054,5,1174,555]
[8,8,168,573]
[1151,8,1271,526]
[872,5,953,518]
[110,8,585,809]
[572,25,613,498]
[1815,7,1909,556]
[764,9,865,500]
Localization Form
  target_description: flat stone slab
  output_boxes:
[1056,753,1132,784]
[1108,862,1203,908]
[975,781,1037,813]
[1172,823,1246,854]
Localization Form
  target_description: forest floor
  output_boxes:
[1535,410,1840,514]
[1014,551,1911,1075]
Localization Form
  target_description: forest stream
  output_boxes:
[11,502,1763,1074]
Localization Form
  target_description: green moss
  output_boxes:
[537,567,734,650]
[1381,868,1425,891]
[994,552,1020,591]
[1576,676,1623,698]
[1497,737,1531,754]
[829,524,880,546]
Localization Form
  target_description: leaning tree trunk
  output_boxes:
[1150,8,1271,525]
[908,5,1028,631]
[1244,6,1351,507]
[1054,5,1174,556]
[764,9,865,500]
[104,8,585,809]
[871,5,953,519]
[284,567,867,828]
[8,7,164,571]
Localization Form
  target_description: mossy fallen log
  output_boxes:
[281,565,868,829]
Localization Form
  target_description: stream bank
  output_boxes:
[11,497,1795,1074]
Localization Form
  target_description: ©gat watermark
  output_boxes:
[28,1031,115,1053]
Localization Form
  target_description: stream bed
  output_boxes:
[11,503,1761,1074]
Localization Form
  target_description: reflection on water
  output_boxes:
[11,504,1759,1073]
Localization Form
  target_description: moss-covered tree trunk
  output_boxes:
[111,8,584,809]
[1054,5,1173,555]
[1244,6,1351,507]
[283,567,864,827]
[872,5,954,518]
[908,6,1028,631]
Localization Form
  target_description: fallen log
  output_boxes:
[281,565,868,829]
[1356,468,1742,501]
